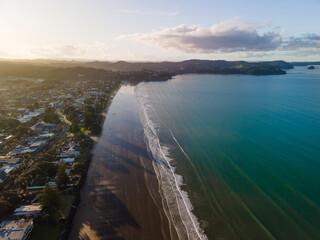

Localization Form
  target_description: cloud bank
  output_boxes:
[119,19,320,56]
[0,43,112,59]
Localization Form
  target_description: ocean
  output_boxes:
[134,66,320,240]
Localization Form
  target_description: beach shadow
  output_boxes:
[111,135,170,169]
[94,135,157,176]
[96,153,130,175]
[75,169,141,240]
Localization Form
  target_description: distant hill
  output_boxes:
[259,61,293,69]
[80,59,288,75]
[81,59,289,71]
[290,61,320,66]
[0,61,114,81]
[0,59,292,78]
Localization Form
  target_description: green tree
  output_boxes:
[56,162,69,187]
[3,190,20,206]
[0,118,20,131]
[33,101,40,109]
[43,107,61,124]
[14,176,29,190]
[0,199,10,219]
[83,111,93,129]
[70,162,85,176]
[70,119,80,133]
[40,184,61,220]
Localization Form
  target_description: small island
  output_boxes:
[308,66,315,69]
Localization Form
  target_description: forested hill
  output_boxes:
[81,59,291,74]
[290,61,320,66]
[0,59,294,79]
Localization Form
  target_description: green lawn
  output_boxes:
[30,194,75,240]
[30,222,65,240]
[59,195,75,219]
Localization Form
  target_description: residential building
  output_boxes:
[0,219,34,240]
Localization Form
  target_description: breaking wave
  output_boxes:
[135,83,207,240]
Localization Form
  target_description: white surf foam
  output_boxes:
[135,84,207,240]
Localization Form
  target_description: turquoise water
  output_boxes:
[137,67,320,240]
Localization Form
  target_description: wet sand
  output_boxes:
[69,86,178,240]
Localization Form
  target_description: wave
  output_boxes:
[135,83,207,240]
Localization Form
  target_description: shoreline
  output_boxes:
[90,84,122,142]
[135,83,207,240]
[67,84,176,239]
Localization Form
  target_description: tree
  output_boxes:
[0,199,10,219]
[70,119,80,133]
[56,162,69,187]
[40,184,60,220]
[43,107,61,124]
[83,111,93,129]
[3,190,20,206]
[33,101,40,109]
[0,118,20,131]
[90,123,102,135]
[14,124,34,138]
[70,162,85,176]
[14,176,29,190]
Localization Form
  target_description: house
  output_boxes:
[0,164,18,182]
[0,164,19,182]
[0,164,19,175]
[29,139,48,152]
[13,204,42,218]
[60,158,75,165]
[0,157,20,165]
[32,123,57,133]
[11,147,32,156]
[60,147,80,158]
[17,110,43,123]
[0,219,34,240]
[38,133,55,139]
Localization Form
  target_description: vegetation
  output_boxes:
[0,190,21,219]
[0,199,11,219]
[43,107,61,124]
[56,162,69,188]
[70,162,85,176]
[0,62,120,238]
[0,118,21,131]
[40,184,61,220]
[30,195,74,240]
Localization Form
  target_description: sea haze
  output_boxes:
[135,66,320,239]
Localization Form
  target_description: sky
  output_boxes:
[0,0,319,61]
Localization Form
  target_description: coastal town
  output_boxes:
[0,72,121,240]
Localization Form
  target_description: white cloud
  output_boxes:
[0,43,113,59]
[118,19,282,53]
[119,18,320,57]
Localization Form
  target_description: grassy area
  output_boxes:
[30,222,65,240]
[59,194,75,219]
[30,194,75,240]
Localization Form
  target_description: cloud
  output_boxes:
[116,8,179,17]
[281,34,320,50]
[119,18,320,56]
[119,19,282,53]
[0,43,113,59]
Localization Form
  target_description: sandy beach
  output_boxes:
[69,85,178,240]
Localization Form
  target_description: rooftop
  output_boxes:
[0,219,33,240]
[14,204,42,216]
